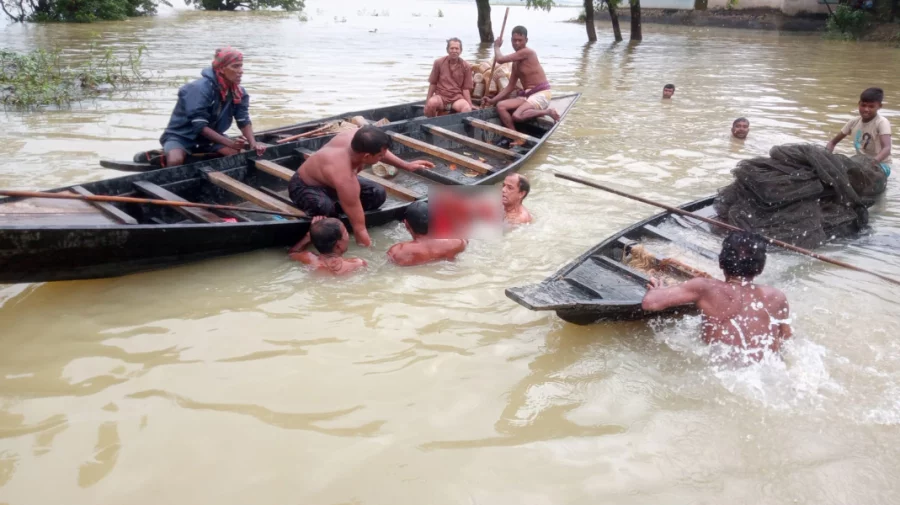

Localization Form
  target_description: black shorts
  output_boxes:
[288,173,387,217]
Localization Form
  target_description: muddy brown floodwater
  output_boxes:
[1,1,900,503]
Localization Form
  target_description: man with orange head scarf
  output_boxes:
[159,47,266,167]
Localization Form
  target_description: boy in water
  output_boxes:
[642,231,792,362]
[662,84,675,99]
[289,216,367,276]
[826,87,892,177]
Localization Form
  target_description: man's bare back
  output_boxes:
[290,251,367,276]
[387,238,467,266]
[644,277,791,361]
[297,130,358,188]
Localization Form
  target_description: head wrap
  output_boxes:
[212,47,243,104]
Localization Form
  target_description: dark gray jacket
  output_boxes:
[160,67,251,148]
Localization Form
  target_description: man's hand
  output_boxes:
[251,141,268,157]
[231,137,247,151]
[494,37,503,49]
[356,230,372,247]
[311,215,325,224]
[482,97,494,107]
[646,277,662,290]
[405,160,435,171]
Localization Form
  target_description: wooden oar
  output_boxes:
[553,171,900,287]
[488,7,511,101]
[0,189,307,219]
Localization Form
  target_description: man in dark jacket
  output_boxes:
[160,47,266,167]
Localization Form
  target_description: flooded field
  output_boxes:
[1,1,899,503]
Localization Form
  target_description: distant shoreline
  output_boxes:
[572,8,829,32]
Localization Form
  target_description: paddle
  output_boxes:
[487,7,511,105]
[0,189,307,219]
[553,171,900,287]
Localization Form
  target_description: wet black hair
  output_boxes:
[512,25,528,37]
[664,84,675,91]
[860,87,884,104]
[732,117,749,127]
[515,174,530,199]
[719,231,767,278]
[351,126,392,155]
[404,200,429,235]
[310,218,343,254]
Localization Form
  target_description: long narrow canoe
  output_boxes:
[99,101,429,172]
[0,93,580,284]
[506,195,723,325]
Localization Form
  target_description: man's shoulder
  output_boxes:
[876,114,892,130]
[433,55,448,66]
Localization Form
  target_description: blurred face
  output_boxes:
[220,60,243,85]
[859,100,881,121]
[501,175,524,207]
[361,148,388,166]
[732,120,750,139]
[447,40,461,60]
[511,33,527,51]
[662,87,674,99]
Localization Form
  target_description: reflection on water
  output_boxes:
[1,0,900,503]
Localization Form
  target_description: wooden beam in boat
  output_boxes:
[421,125,520,160]
[71,186,138,225]
[386,131,494,175]
[200,169,303,218]
[358,172,420,201]
[464,118,541,145]
[132,181,226,224]
[260,186,296,206]
[254,159,295,182]
[295,147,315,159]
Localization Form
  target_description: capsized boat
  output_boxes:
[0,93,581,284]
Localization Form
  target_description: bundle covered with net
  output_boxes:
[715,144,887,248]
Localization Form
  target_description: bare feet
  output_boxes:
[547,108,560,122]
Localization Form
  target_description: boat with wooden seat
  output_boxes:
[0,93,580,284]
[505,195,724,325]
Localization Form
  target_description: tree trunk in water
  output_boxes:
[476,0,494,43]
[583,0,597,42]
[609,1,623,42]
[629,0,642,41]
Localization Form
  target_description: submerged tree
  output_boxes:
[583,0,597,42]
[475,0,493,43]
[187,0,303,11]
[630,0,642,41]
[1,0,167,22]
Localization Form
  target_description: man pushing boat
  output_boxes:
[159,47,266,167]
[289,127,434,247]
[482,26,559,140]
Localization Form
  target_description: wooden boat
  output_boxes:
[506,195,724,325]
[99,101,430,172]
[0,93,580,284]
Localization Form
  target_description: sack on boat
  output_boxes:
[715,144,887,248]
[371,162,398,179]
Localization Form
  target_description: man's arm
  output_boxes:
[337,258,368,275]
[875,133,891,163]
[776,295,792,341]
[382,151,435,172]
[426,83,436,101]
[334,177,371,247]
[200,127,240,150]
[463,89,473,108]
[387,243,418,266]
[641,278,705,312]
[484,65,520,106]
[239,124,266,156]
[493,39,532,65]
[825,132,847,153]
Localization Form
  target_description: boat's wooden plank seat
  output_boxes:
[70,186,139,225]
[132,181,225,224]
[290,151,422,201]
[421,125,520,160]
[254,160,296,181]
[260,187,296,206]
[464,118,541,145]
[386,131,494,175]
[199,169,302,218]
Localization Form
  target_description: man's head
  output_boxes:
[310,218,349,256]
[719,231,767,279]
[662,84,675,99]
[350,126,393,165]
[446,37,462,61]
[858,87,884,122]
[404,200,429,237]
[213,47,243,85]
[511,26,528,51]
[731,117,750,139]
[501,173,529,208]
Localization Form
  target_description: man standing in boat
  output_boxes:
[424,38,474,118]
[482,26,559,139]
[641,231,792,362]
[159,47,266,167]
[289,127,433,247]
[502,173,532,225]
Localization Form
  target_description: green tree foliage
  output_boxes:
[186,0,303,11]
[1,0,167,22]
[525,0,555,11]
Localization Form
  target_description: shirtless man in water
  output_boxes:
[482,26,559,135]
[289,216,366,276]
[387,201,467,266]
[502,174,532,225]
[641,231,792,361]
[288,126,434,247]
